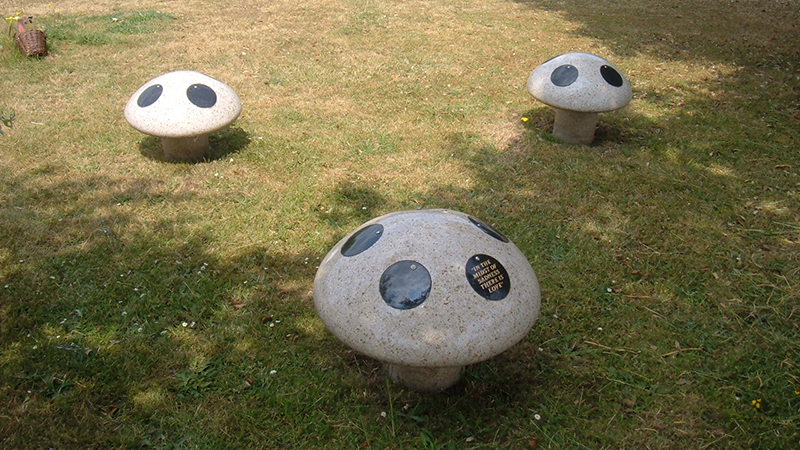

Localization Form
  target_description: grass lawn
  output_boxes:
[1,0,798,448]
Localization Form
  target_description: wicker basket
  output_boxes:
[16,29,47,57]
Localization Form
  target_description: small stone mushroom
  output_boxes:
[124,70,242,162]
[527,52,632,145]
[313,209,541,392]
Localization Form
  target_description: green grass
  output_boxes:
[43,10,175,47]
[1,0,799,448]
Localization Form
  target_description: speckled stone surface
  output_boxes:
[527,52,631,113]
[313,209,541,387]
[124,70,241,139]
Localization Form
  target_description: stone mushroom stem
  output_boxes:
[387,364,463,393]
[160,134,210,162]
[552,109,599,145]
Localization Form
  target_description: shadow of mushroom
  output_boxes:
[138,127,251,163]
[522,107,650,147]
[315,180,387,228]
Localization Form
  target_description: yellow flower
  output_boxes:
[751,398,762,409]
[521,117,529,122]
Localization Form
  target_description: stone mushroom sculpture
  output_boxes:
[125,70,242,162]
[313,209,541,392]
[527,52,632,145]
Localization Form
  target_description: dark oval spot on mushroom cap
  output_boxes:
[137,84,163,107]
[600,65,624,87]
[187,84,217,108]
[551,65,579,87]
[380,260,431,310]
[468,216,509,243]
[341,224,383,257]
[466,254,510,301]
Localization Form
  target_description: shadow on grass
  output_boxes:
[420,15,799,436]
[1,154,550,448]
[513,0,800,159]
[392,104,797,444]
[510,0,800,66]
[0,166,337,447]
[354,4,799,432]
[519,106,644,147]
[316,180,387,229]
[138,127,251,163]
[2,1,798,446]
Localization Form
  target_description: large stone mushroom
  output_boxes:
[313,209,541,392]
[125,70,242,162]
[527,52,632,145]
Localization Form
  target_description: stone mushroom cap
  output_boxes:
[313,209,541,368]
[527,52,632,113]
[124,70,241,138]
